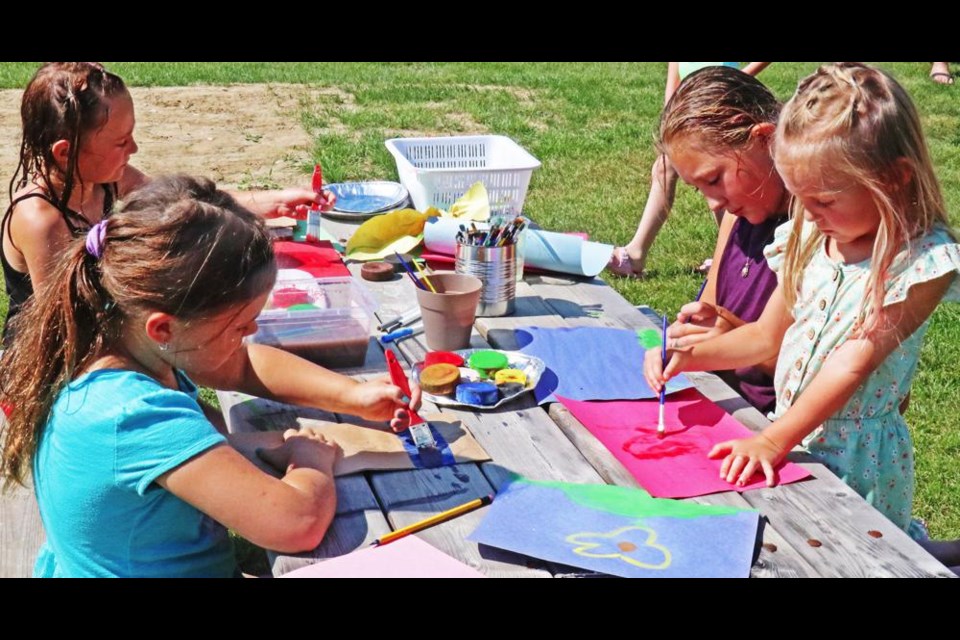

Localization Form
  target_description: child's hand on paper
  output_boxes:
[707,433,786,487]
[349,377,423,432]
[257,428,342,474]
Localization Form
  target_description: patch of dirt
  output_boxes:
[0,84,329,210]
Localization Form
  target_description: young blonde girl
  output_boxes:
[645,62,959,537]
[0,175,415,577]
[1,62,333,346]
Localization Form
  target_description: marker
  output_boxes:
[384,349,435,448]
[658,314,667,439]
[378,306,422,332]
[380,325,424,344]
[373,495,494,546]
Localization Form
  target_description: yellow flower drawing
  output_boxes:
[566,525,671,570]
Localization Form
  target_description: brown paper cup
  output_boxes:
[415,272,482,351]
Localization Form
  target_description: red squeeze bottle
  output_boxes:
[305,163,324,242]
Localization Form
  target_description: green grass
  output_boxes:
[4,62,959,540]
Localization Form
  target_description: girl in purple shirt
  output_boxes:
[654,66,791,414]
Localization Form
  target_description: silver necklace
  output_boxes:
[741,258,751,278]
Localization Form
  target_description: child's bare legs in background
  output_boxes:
[930,62,954,85]
[609,152,724,277]
[609,153,678,277]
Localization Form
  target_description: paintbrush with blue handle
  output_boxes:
[658,313,667,439]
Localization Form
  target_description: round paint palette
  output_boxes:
[411,349,545,410]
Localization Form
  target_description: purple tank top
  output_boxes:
[713,214,787,414]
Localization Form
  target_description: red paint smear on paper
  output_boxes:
[558,388,810,498]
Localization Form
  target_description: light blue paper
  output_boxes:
[423,217,613,277]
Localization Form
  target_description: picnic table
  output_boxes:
[217,216,955,578]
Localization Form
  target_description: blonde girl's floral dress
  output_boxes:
[764,220,960,538]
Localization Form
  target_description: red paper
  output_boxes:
[274,240,350,278]
[558,388,810,498]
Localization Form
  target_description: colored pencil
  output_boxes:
[373,495,494,546]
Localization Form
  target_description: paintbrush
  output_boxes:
[658,314,667,439]
[385,349,435,449]
[395,252,427,291]
[412,257,437,293]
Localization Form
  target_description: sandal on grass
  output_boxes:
[607,247,645,278]
[930,72,954,85]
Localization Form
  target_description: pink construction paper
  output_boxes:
[557,388,810,498]
[280,536,485,578]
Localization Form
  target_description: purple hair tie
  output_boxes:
[85,220,108,259]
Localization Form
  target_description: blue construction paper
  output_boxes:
[516,326,693,403]
[468,478,758,578]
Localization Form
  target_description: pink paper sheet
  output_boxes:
[280,536,485,578]
[558,388,810,498]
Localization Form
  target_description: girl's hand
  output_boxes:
[707,433,786,487]
[347,377,423,432]
[643,345,690,393]
[667,302,729,348]
[256,428,341,475]
[264,187,337,218]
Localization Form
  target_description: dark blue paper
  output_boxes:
[516,326,693,403]
[468,478,758,578]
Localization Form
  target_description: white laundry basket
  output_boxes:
[385,135,541,215]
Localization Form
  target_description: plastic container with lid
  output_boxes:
[248,270,378,369]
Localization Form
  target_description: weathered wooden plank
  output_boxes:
[430,399,606,491]
[475,281,569,349]
[531,273,652,329]
[740,464,954,577]
[0,479,45,578]
[269,474,392,576]
[369,465,551,577]
[0,404,45,578]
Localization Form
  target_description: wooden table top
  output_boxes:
[216,216,953,578]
